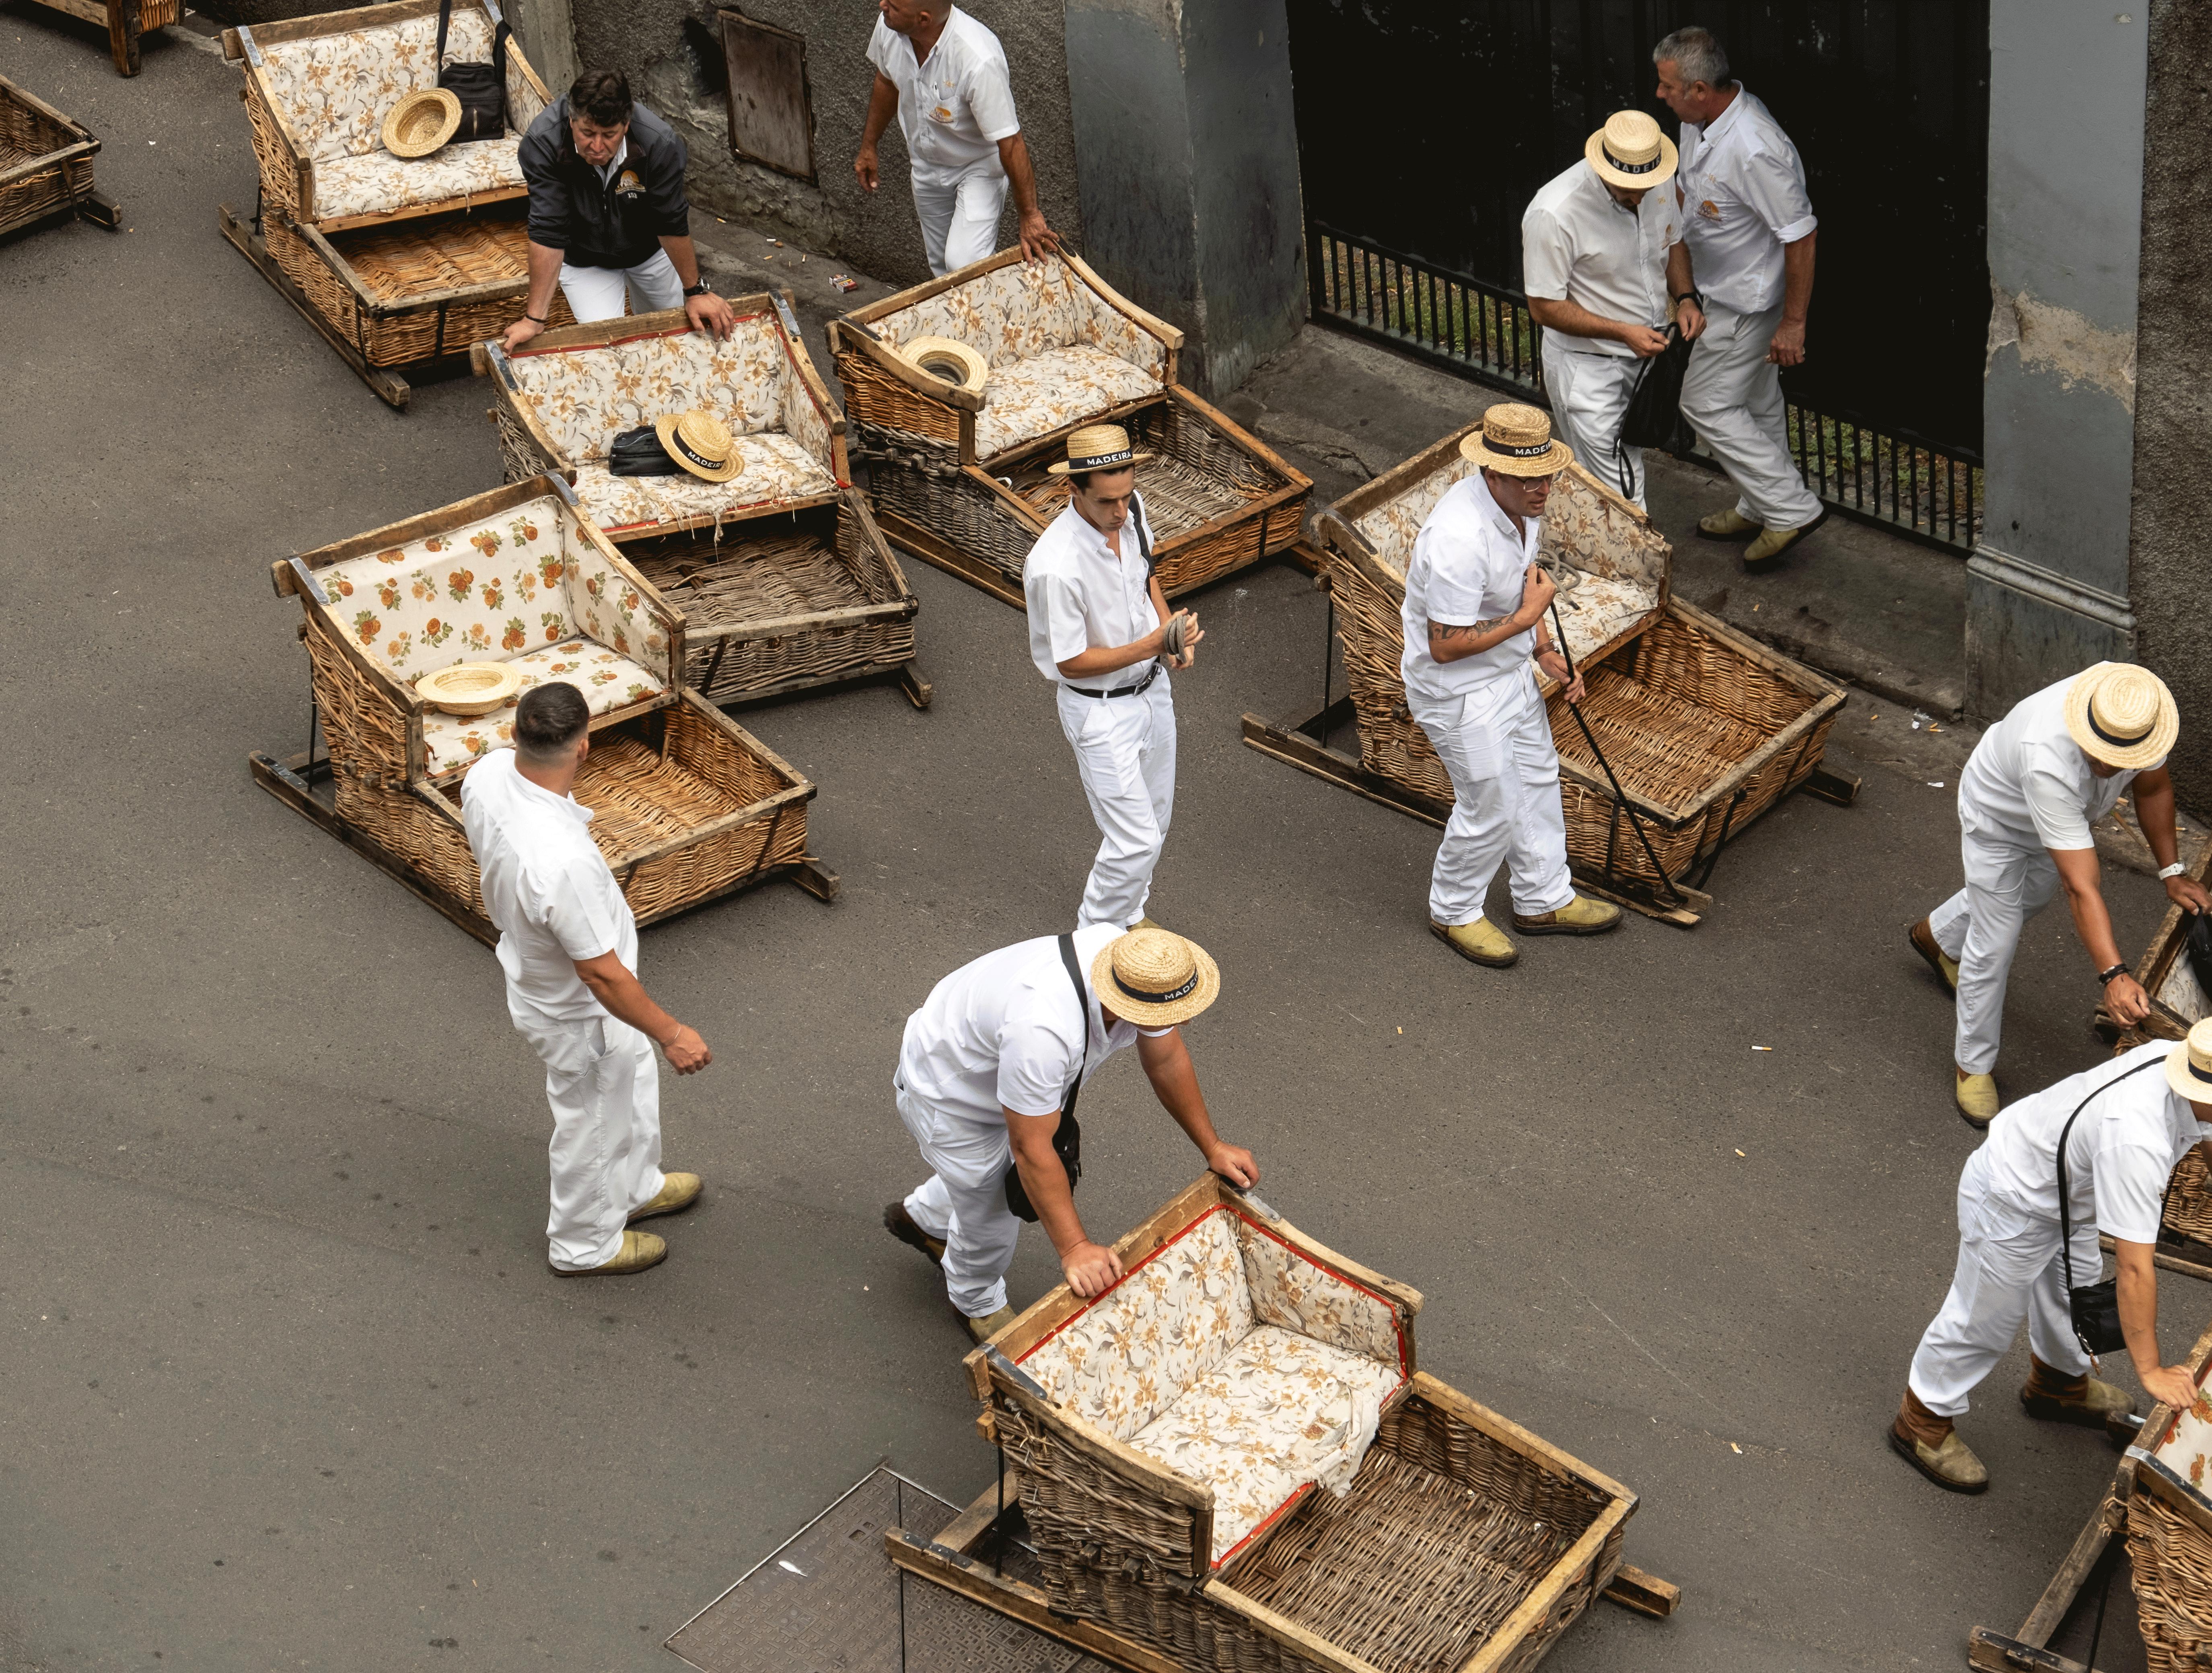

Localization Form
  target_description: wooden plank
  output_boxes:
[1600,1564,1679,1619]
[832,319,987,413]
[0,139,97,192]
[885,1529,1185,1673]
[610,781,811,874]
[219,202,413,410]
[2013,1468,2129,1649]
[1457,1498,1631,1673]
[231,0,439,47]
[1279,538,1329,578]
[107,0,142,78]
[788,859,839,902]
[898,660,933,709]
[77,189,122,229]
[290,476,561,570]
[876,511,1029,610]
[1208,1582,1393,1673]
[312,185,529,236]
[930,1476,1019,1560]
[1968,1626,2099,1673]
[685,596,912,645]
[596,492,845,545]
[719,11,814,181]
[837,244,1028,327]
[1803,765,1860,806]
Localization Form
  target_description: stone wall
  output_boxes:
[572,0,1084,289]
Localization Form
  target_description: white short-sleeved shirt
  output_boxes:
[1983,1041,2212,1243]
[1959,665,2154,853]
[1023,493,1162,687]
[460,748,638,1027]
[1521,160,1681,358]
[1398,470,1542,703]
[897,925,1173,1130]
[1675,87,1818,315]
[866,7,1020,185]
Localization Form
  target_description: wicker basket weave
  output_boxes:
[0,75,101,237]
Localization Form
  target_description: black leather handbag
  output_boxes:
[434,0,510,142]
[607,425,682,476]
[2056,1058,2166,1357]
[1004,934,1088,1223]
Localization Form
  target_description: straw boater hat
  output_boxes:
[654,409,746,484]
[383,88,462,159]
[2169,1018,2212,1104]
[1047,422,1153,478]
[1584,109,1678,191]
[2064,662,2177,771]
[897,334,989,394]
[1092,928,1220,1028]
[416,660,523,716]
[1459,403,1574,476]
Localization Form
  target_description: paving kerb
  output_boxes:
[0,27,2189,1672]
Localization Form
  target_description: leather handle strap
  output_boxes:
[2056,1057,2165,1295]
[435,0,453,68]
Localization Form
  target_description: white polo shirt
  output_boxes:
[1675,86,1817,315]
[1983,1042,2211,1242]
[866,6,1020,186]
[1024,493,1162,687]
[460,748,638,1028]
[1399,470,1542,703]
[1521,159,1681,358]
[897,925,1172,1130]
[1959,665,2154,853]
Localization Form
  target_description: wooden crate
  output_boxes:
[913,1175,1671,1673]
[18,0,179,76]
[250,476,835,944]
[827,248,1310,607]
[1243,421,1855,927]
[0,74,120,237]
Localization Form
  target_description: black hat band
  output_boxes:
[671,431,727,472]
[1115,968,1199,1005]
[1603,144,1664,175]
[1068,446,1134,471]
[1486,434,1554,458]
[2087,705,2154,749]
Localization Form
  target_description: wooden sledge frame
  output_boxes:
[21,0,176,77]
[1967,1316,2212,1673]
[0,74,123,233]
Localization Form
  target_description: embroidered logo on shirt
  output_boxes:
[616,169,644,196]
[1698,198,1721,220]
[929,104,956,123]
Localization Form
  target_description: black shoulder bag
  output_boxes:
[435,0,511,143]
[2056,1057,2167,1357]
[607,425,682,476]
[1615,324,1696,500]
[1003,934,1089,1223]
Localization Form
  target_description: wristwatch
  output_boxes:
[2159,861,2189,880]
[683,282,712,299]
[2099,962,2130,987]
[1672,288,1703,308]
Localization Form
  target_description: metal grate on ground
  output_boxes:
[665,1466,1121,1673]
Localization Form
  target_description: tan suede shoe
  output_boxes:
[2021,1375,2138,1428]
[1956,1070,1999,1128]
[1743,508,1830,572]
[552,1230,667,1276]
[1888,1422,1988,1493]
[1514,894,1624,935]
[628,1172,703,1224]
[963,1304,1019,1344]
[1698,507,1761,540]
[1907,918,1959,996]
[1130,915,1163,931]
[1431,917,1518,968]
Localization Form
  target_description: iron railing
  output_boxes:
[1307,221,1982,553]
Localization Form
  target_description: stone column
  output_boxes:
[1061,0,1306,397]
[1966,3,2146,720]
[503,0,578,105]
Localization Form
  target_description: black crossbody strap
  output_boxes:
[435,0,454,67]
[1056,932,1092,1120]
[1132,490,1156,578]
[2056,1057,2165,1293]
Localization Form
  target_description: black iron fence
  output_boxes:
[1308,222,1982,553]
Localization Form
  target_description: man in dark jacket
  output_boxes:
[502,70,736,351]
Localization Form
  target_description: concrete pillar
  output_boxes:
[1966,3,2146,721]
[504,0,578,106]
[1061,0,1305,397]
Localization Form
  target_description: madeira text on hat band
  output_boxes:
[1116,969,1200,1005]
[2087,708,2155,749]
[1601,146,1663,175]
[1488,436,1555,459]
[671,433,726,472]
[1070,446,1134,471]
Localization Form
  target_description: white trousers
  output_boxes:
[913,165,1008,278]
[1928,826,2064,1075]
[1678,301,1823,532]
[897,1081,1019,1318]
[1057,674,1176,931]
[1907,1146,2095,1416]
[512,1011,666,1270]
[1411,667,1576,928]
[1544,347,1646,508]
[557,247,683,323]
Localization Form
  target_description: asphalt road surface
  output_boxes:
[0,16,2178,1672]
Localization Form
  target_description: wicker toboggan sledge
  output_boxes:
[1242,419,1857,927]
[17,0,177,76]
[0,74,121,237]
[476,299,929,709]
[249,476,835,945]
[828,248,1312,608]
[889,1174,1676,1673]
[219,0,561,408]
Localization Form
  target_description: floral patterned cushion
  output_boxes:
[875,256,1170,387]
[1130,1326,1401,1564]
[257,10,533,166]
[1233,1219,1407,1372]
[507,318,810,465]
[971,345,1164,462]
[571,433,839,534]
[418,641,663,777]
[311,139,523,221]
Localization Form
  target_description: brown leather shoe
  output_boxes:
[1907,918,1959,996]
[628,1172,703,1224]
[1888,1421,1989,1493]
[884,1200,946,1266]
[2021,1358,2137,1429]
[551,1230,667,1276]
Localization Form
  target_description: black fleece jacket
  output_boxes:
[518,97,691,270]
